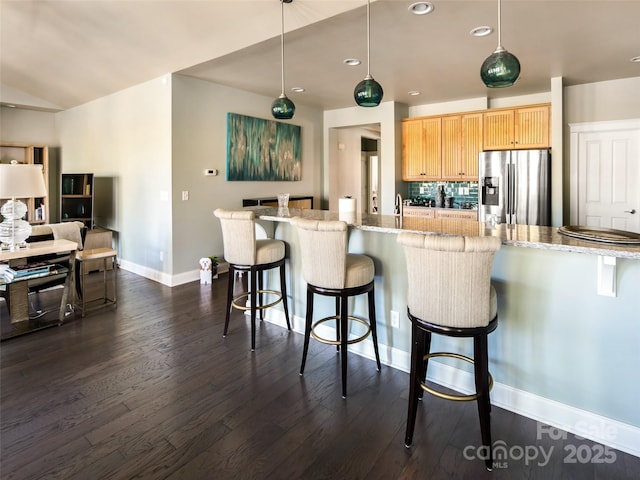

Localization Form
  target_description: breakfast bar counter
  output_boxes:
[254,206,640,259]
[249,207,640,456]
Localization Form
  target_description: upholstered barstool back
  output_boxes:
[291,216,380,398]
[397,232,501,471]
[400,233,500,328]
[214,208,291,351]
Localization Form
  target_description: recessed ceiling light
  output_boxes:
[291,87,305,93]
[631,56,640,63]
[408,91,421,96]
[408,2,434,15]
[344,58,361,66]
[470,26,493,37]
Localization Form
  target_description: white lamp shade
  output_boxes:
[0,163,48,199]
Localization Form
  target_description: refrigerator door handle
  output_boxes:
[510,163,516,215]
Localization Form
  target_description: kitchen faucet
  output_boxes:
[394,193,403,216]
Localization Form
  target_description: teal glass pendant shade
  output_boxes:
[480,47,521,88]
[272,93,295,120]
[354,75,384,107]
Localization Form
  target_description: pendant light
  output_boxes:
[354,0,383,107]
[480,0,521,88]
[272,0,295,119]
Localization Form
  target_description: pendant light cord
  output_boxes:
[280,0,286,95]
[366,0,371,77]
[496,0,503,50]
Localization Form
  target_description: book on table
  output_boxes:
[2,262,62,281]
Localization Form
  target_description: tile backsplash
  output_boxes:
[407,181,479,205]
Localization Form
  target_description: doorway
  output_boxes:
[570,119,640,233]
[328,124,381,214]
[361,137,380,214]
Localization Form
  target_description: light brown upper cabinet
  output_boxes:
[402,117,441,181]
[441,113,483,180]
[483,104,550,150]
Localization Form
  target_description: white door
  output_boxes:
[570,120,640,233]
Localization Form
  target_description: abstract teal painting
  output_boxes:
[226,113,301,181]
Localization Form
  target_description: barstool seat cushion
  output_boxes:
[345,253,375,288]
[256,239,285,265]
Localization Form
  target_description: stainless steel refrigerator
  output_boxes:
[478,149,551,226]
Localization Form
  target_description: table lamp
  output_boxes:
[0,161,48,251]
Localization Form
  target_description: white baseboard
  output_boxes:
[265,310,640,458]
[118,263,230,287]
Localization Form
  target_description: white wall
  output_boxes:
[56,76,173,280]
[171,75,323,276]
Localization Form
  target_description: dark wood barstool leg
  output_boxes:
[279,262,291,330]
[405,322,426,447]
[418,331,432,401]
[258,270,264,320]
[340,292,349,398]
[250,267,258,351]
[223,265,235,337]
[335,297,341,352]
[474,333,493,471]
[300,288,314,375]
[368,287,381,370]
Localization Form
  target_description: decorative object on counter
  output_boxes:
[277,192,290,208]
[0,162,48,251]
[339,196,357,223]
[214,208,291,351]
[435,185,445,208]
[354,0,384,107]
[271,0,295,120]
[226,113,301,181]
[291,216,381,398]
[480,0,521,88]
[398,233,502,470]
[558,226,640,244]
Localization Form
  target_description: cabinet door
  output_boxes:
[460,113,483,179]
[442,113,482,180]
[441,115,462,179]
[515,105,550,148]
[421,117,442,179]
[435,209,478,221]
[402,119,425,180]
[483,109,515,150]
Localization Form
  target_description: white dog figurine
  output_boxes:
[199,257,213,285]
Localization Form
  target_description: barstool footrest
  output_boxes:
[231,289,283,311]
[420,352,494,402]
[310,315,371,346]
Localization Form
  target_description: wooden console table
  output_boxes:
[0,239,78,339]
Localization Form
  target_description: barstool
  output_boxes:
[397,232,501,470]
[75,247,118,317]
[214,209,291,351]
[291,217,381,398]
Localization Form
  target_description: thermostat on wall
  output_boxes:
[204,169,218,176]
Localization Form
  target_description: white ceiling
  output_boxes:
[2,0,639,112]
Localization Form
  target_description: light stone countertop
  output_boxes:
[251,206,640,260]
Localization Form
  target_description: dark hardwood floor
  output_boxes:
[1,270,639,479]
